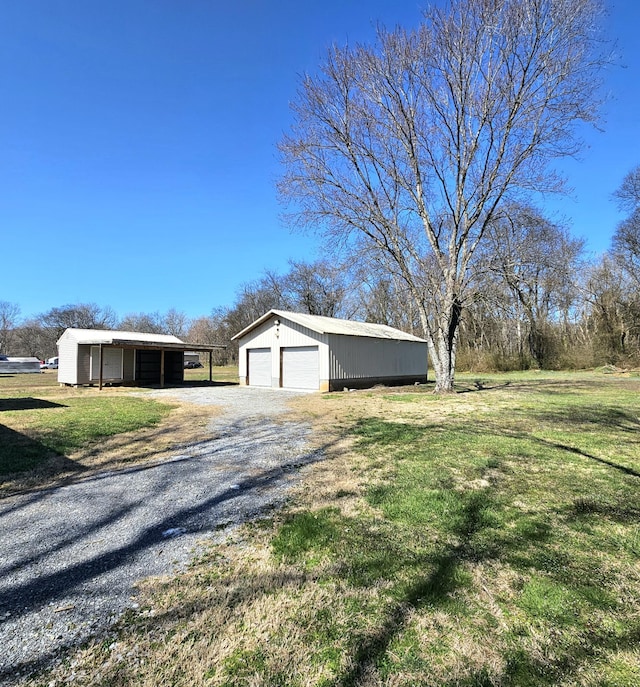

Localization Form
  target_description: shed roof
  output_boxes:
[232,310,427,343]
[58,328,224,351]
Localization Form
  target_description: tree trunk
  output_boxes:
[430,340,456,393]
[425,297,461,394]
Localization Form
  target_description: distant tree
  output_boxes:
[613,165,640,211]
[283,259,348,317]
[118,312,165,334]
[14,319,52,359]
[164,308,191,339]
[483,205,585,367]
[0,301,21,355]
[279,0,606,391]
[188,311,230,364]
[41,303,117,337]
[612,166,640,287]
[582,255,640,362]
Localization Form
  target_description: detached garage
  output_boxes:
[57,328,224,389]
[233,310,428,392]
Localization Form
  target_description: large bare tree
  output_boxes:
[279,0,605,391]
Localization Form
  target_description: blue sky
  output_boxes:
[1,0,639,322]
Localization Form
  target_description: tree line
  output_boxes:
[3,0,636,382]
[1,176,639,370]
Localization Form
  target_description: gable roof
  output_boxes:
[232,310,426,343]
[58,328,224,351]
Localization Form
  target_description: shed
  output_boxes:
[232,310,428,392]
[57,328,224,389]
[0,357,41,374]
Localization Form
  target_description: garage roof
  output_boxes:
[58,328,224,351]
[232,310,427,343]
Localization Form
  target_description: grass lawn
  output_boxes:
[0,367,235,493]
[19,370,640,686]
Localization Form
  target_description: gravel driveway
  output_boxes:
[0,386,319,685]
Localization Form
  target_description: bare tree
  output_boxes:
[164,308,191,339]
[118,312,165,334]
[0,301,21,355]
[283,259,348,317]
[40,303,117,352]
[279,0,605,391]
[582,255,640,363]
[483,205,584,367]
[612,166,640,287]
[14,319,50,358]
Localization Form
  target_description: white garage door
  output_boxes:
[282,346,319,390]
[248,348,272,387]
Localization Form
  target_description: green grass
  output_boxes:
[19,371,640,687]
[267,374,640,686]
[0,366,237,476]
[0,395,175,474]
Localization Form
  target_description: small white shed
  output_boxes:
[232,310,428,392]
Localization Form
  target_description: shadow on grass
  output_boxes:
[0,424,83,476]
[536,405,640,433]
[329,415,639,686]
[0,418,330,685]
[533,436,640,479]
[329,490,495,687]
[0,397,67,412]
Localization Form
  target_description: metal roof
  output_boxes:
[232,310,427,343]
[58,328,224,351]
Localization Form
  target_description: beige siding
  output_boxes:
[328,335,427,381]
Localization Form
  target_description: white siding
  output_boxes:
[236,312,426,391]
[57,332,80,385]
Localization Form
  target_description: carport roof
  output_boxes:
[58,328,224,351]
[232,310,427,343]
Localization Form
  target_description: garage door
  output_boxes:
[248,348,272,387]
[282,346,319,390]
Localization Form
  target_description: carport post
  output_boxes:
[160,349,165,388]
[99,344,104,391]
[209,349,213,382]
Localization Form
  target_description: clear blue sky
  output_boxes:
[1,1,639,322]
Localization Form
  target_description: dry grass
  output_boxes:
[0,398,219,496]
[20,372,640,686]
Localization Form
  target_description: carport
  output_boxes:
[57,329,225,390]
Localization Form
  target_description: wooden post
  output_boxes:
[99,344,104,391]
[160,349,165,388]
[209,349,213,383]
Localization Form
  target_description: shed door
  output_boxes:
[248,348,272,387]
[282,346,319,390]
[90,347,123,380]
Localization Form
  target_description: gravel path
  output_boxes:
[0,386,318,685]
